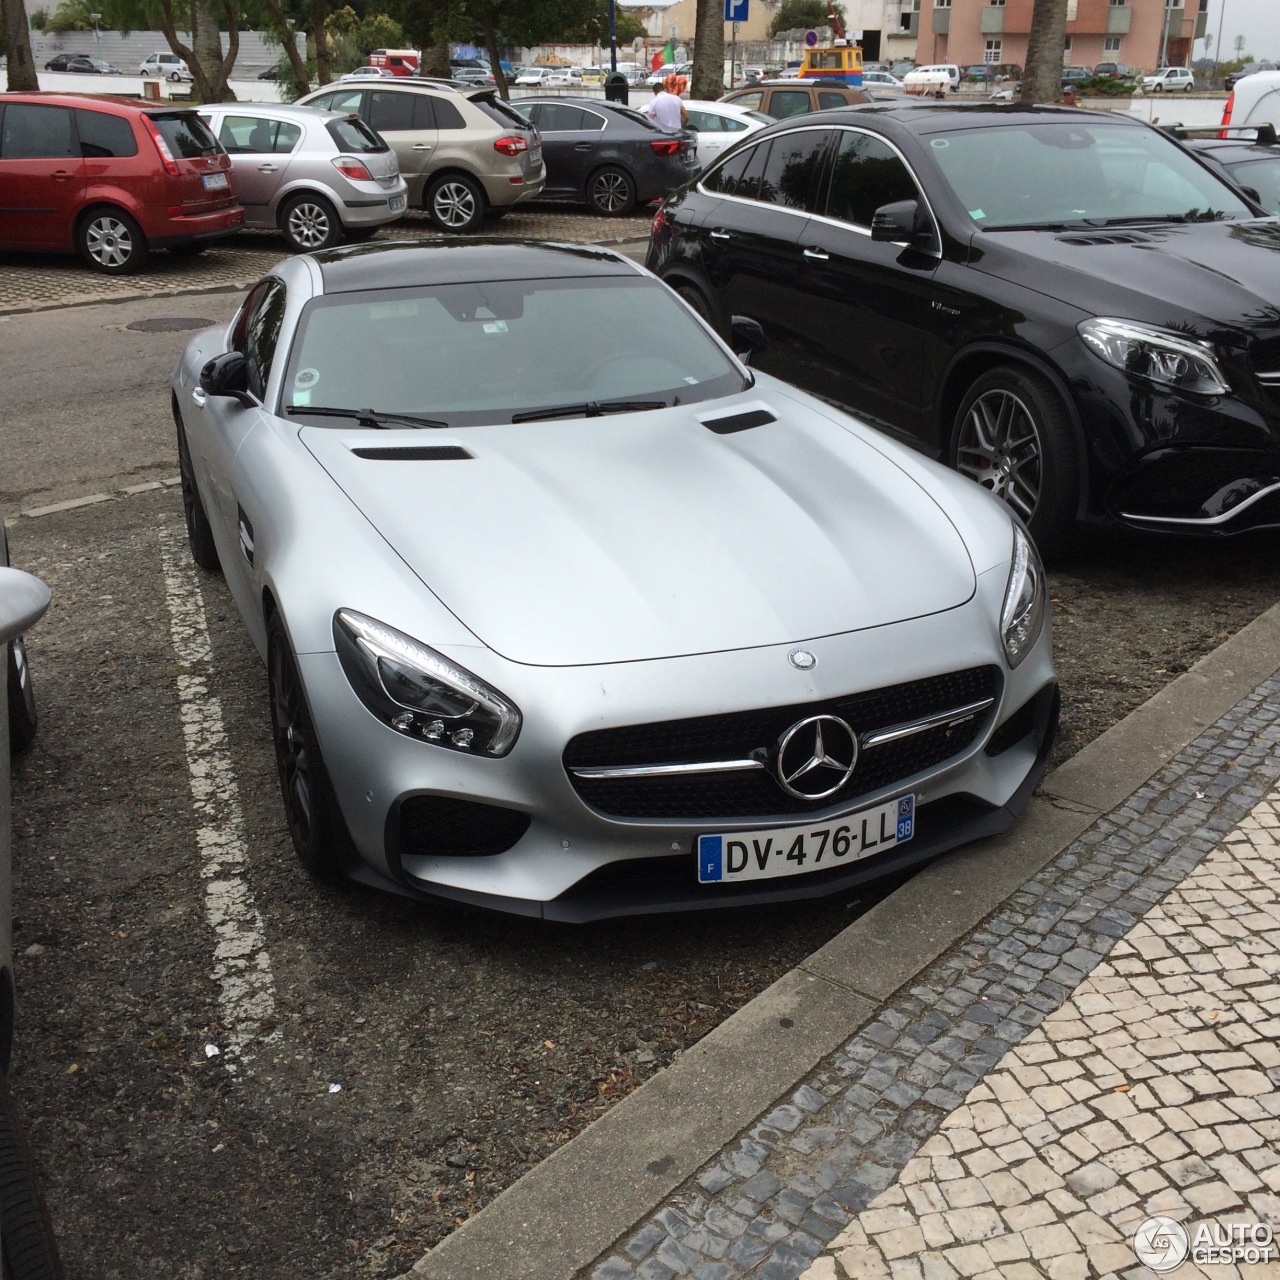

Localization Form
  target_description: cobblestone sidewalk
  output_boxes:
[587,676,1280,1280]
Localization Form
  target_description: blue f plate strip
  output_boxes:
[698,834,723,881]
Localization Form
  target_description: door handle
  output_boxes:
[709,229,731,240]
[803,247,830,260]
[256,164,278,172]
[51,170,72,181]
[574,143,593,151]
[411,143,433,151]
[191,388,207,407]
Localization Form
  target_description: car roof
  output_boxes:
[310,240,644,293]
[202,101,351,121]
[787,101,1149,132]
[0,91,201,114]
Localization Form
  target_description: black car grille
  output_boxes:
[564,666,1001,821]
[397,796,530,858]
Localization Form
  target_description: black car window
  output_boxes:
[734,140,773,200]
[0,104,77,159]
[824,130,921,227]
[411,95,437,130]
[433,96,467,130]
[150,112,220,157]
[702,143,757,196]
[237,278,288,402]
[1226,156,1280,213]
[326,117,387,153]
[369,91,416,133]
[471,95,529,129]
[818,91,851,110]
[768,91,813,119]
[76,109,138,158]
[758,128,830,210]
[537,104,601,132]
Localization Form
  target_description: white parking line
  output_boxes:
[159,524,277,1072]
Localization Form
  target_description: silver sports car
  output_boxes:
[171,241,1058,920]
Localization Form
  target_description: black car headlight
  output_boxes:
[1078,318,1229,396]
[334,609,521,756]
[1000,526,1046,669]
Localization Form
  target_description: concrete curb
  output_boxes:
[396,598,1280,1280]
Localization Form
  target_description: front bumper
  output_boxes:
[299,567,1057,920]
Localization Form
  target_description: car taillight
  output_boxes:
[142,117,179,176]
[332,157,374,181]
[651,208,666,236]
[1220,90,1234,138]
[493,135,528,156]
[650,139,680,156]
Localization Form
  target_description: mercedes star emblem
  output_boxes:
[774,714,858,800]
[788,648,817,670]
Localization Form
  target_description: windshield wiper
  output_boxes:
[1087,210,1231,226]
[284,405,449,429]
[511,398,668,424]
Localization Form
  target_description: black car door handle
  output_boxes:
[574,142,594,151]
[803,246,830,260]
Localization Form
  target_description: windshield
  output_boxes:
[281,275,746,427]
[925,120,1254,229]
[1225,156,1280,214]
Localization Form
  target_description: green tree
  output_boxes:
[46,0,96,29]
[1021,0,1068,103]
[561,0,643,46]
[768,0,845,39]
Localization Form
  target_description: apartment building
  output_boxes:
[913,0,1209,72]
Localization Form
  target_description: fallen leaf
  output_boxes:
[1114,1084,1131,1092]
[543,1040,556,1049]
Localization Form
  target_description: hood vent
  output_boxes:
[352,445,472,461]
[700,408,776,435]
[1057,230,1156,247]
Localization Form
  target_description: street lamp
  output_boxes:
[90,11,101,42]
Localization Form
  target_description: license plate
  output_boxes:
[389,194,406,212]
[697,794,914,885]
[202,172,229,190]
[529,146,542,167]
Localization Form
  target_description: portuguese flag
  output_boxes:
[650,38,675,70]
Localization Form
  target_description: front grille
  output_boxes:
[398,796,530,857]
[564,667,1000,821]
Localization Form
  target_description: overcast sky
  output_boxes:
[1198,0,1276,58]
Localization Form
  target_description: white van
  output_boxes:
[903,66,955,97]
[1223,70,1280,130]
[914,63,960,92]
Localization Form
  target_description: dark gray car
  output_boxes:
[508,98,697,215]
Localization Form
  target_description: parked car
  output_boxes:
[648,61,693,87]
[964,65,990,82]
[862,70,905,90]
[646,104,1277,558]
[914,63,961,92]
[1224,60,1278,92]
[139,51,192,81]
[514,66,558,86]
[507,97,696,215]
[1092,62,1133,80]
[0,94,244,274]
[295,81,545,231]
[257,66,280,80]
[1177,123,1280,214]
[339,66,395,81]
[719,80,872,119]
[451,66,496,86]
[1061,65,1093,84]
[171,240,1058,919]
[681,99,772,166]
[1143,66,1194,92]
[1222,69,1280,132]
[43,53,117,73]
[0,531,60,1277]
[197,103,408,252]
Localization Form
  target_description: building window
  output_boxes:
[1109,0,1126,6]
[984,40,1002,62]
[1104,35,1121,51]
[988,0,1005,6]
[1063,35,1072,52]
[934,0,950,8]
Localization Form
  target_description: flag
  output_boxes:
[651,38,675,71]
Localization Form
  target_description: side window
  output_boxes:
[320,89,366,117]
[769,91,812,120]
[722,117,748,132]
[306,92,340,112]
[734,141,772,200]
[76,109,138,158]
[577,111,607,132]
[433,97,466,130]
[368,91,415,133]
[819,91,851,110]
[411,95,436,130]
[537,104,586,132]
[824,131,921,228]
[702,146,752,193]
[273,121,302,152]
[232,278,288,401]
[0,104,77,159]
[218,115,270,152]
[757,129,830,211]
[730,91,763,111]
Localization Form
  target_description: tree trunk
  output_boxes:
[312,0,330,85]
[482,11,507,100]
[422,40,450,78]
[1021,0,1069,104]
[1,0,39,91]
[692,0,725,100]
[260,0,310,96]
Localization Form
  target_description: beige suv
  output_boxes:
[296,83,545,231]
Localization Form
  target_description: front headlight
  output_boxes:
[334,610,521,756]
[1078,318,1229,396]
[1000,526,1046,669]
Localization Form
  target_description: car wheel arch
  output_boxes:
[420,164,483,208]
[658,267,726,335]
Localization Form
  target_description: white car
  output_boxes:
[648,61,693,87]
[139,51,192,81]
[1222,69,1280,128]
[1144,66,1194,92]
[681,99,771,166]
[514,67,560,87]
[862,70,904,90]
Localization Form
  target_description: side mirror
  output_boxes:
[730,315,766,363]
[200,352,254,406]
[870,198,931,246]
[0,568,50,647]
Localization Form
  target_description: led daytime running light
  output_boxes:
[1078,318,1229,396]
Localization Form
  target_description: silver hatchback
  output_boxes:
[198,103,408,252]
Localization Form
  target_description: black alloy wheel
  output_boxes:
[952,366,1078,559]
[6,639,37,755]
[174,413,221,572]
[267,614,344,879]
[0,1077,64,1280]
[586,165,636,216]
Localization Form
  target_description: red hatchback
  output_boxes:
[0,93,245,274]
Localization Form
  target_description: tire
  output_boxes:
[174,413,221,573]
[278,193,342,253]
[586,166,636,217]
[425,173,487,232]
[1152,82,1163,92]
[267,614,345,880]
[951,365,1079,560]
[1183,81,1193,92]
[168,70,183,82]
[0,1076,64,1280]
[7,638,37,755]
[75,208,148,275]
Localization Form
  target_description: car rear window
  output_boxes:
[470,95,529,130]
[150,112,220,157]
[326,116,386,152]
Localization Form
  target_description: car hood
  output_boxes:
[299,399,977,667]
[974,218,1280,332]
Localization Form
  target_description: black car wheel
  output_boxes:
[586,166,636,216]
[174,413,221,572]
[7,638,37,755]
[267,614,345,880]
[426,173,487,232]
[0,1077,64,1280]
[279,193,342,252]
[76,208,148,275]
[952,366,1078,558]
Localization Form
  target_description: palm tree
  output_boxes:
[692,0,725,101]
[2,0,39,90]
[1021,0,1069,104]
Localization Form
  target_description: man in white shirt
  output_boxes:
[646,81,688,132]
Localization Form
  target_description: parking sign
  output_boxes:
[724,0,748,20]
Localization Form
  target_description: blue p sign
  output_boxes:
[724,0,749,20]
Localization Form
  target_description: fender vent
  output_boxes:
[352,446,472,461]
[1056,231,1156,246]
[700,409,776,435]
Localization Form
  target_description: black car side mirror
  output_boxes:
[871,199,931,246]
[200,352,254,406]
[730,316,766,363]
